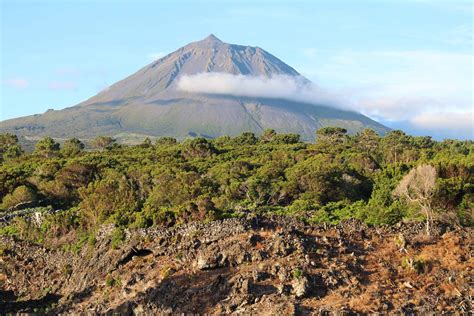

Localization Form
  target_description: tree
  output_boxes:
[0,133,23,161]
[92,136,115,150]
[233,132,258,145]
[260,129,276,143]
[315,127,348,153]
[79,170,139,228]
[0,133,18,148]
[316,127,347,143]
[3,145,24,161]
[183,138,216,159]
[394,164,437,235]
[381,130,411,164]
[155,137,177,146]
[288,155,371,205]
[273,133,301,144]
[62,138,85,156]
[141,137,152,148]
[355,129,380,154]
[35,137,60,158]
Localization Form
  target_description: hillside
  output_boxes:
[0,217,471,314]
[0,35,388,141]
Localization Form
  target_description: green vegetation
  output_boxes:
[0,128,472,247]
[292,268,303,279]
[105,275,121,287]
[1,185,37,209]
[110,227,125,249]
[61,138,85,157]
[0,133,24,162]
[34,136,60,158]
[92,136,115,150]
[401,256,427,274]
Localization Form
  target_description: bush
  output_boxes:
[78,170,140,228]
[155,137,177,146]
[62,231,95,254]
[0,225,19,237]
[111,227,125,249]
[401,257,426,274]
[286,199,319,214]
[182,138,216,159]
[92,136,115,150]
[105,275,121,287]
[309,201,365,224]
[292,268,303,279]
[1,185,37,210]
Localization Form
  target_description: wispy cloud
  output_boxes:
[411,111,473,137]
[317,50,472,96]
[299,49,473,138]
[2,78,30,89]
[177,73,344,107]
[48,81,78,90]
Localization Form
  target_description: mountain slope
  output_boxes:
[0,35,389,141]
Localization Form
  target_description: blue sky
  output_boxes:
[1,0,473,139]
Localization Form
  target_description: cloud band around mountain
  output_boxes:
[177,72,473,139]
[176,72,344,108]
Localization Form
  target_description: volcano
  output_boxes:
[0,34,388,141]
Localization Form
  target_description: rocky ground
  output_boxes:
[0,216,472,314]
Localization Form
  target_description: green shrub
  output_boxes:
[401,256,426,274]
[292,268,303,279]
[0,225,19,237]
[1,185,37,210]
[111,227,125,249]
[105,275,121,287]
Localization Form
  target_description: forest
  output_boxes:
[0,128,472,249]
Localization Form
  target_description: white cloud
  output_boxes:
[177,73,345,107]
[318,50,472,96]
[298,49,473,138]
[411,111,473,137]
[355,96,451,121]
[2,78,29,89]
[148,52,167,60]
[48,81,77,90]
